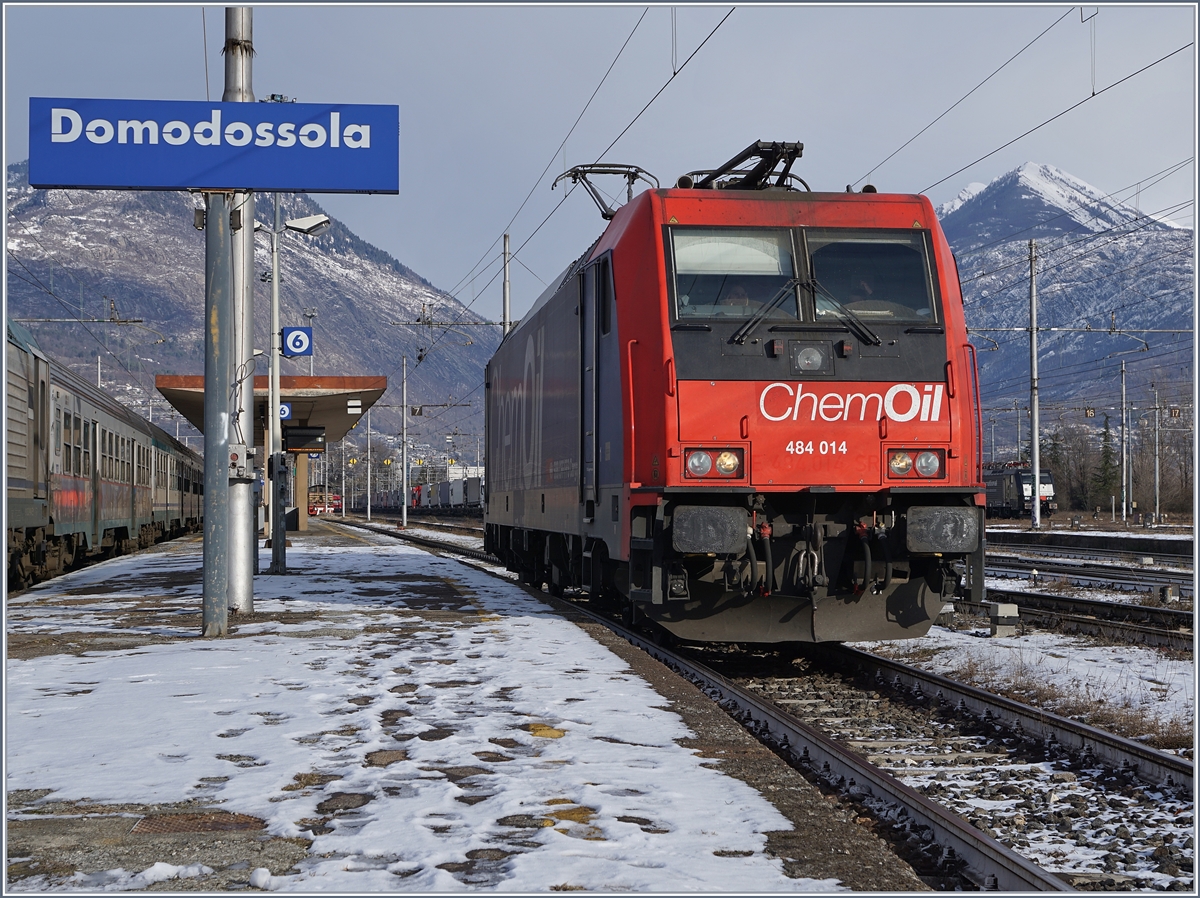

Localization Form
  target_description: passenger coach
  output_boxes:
[485,142,985,643]
[7,322,203,588]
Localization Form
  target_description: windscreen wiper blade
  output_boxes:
[731,277,803,344]
[808,278,883,346]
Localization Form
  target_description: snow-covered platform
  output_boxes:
[5,521,923,892]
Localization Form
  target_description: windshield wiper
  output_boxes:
[730,277,803,344]
[808,278,883,346]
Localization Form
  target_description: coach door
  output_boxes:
[89,420,100,548]
[580,267,598,518]
[33,356,50,499]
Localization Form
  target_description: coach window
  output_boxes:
[73,415,82,475]
[806,229,939,324]
[669,228,799,320]
[82,422,92,476]
[58,409,68,458]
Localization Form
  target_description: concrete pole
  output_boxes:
[402,355,408,528]
[269,194,286,573]
[502,233,511,336]
[366,408,372,521]
[1015,401,1021,463]
[1029,240,1041,530]
[1120,360,1127,523]
[341,440,346,518]
[225,6,256,611]
[202,191,232,637]
[1154,387,1160,520]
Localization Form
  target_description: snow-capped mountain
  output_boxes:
[939,162,1193,412]
[5,161,499,444]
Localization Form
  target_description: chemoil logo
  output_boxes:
[759,382,945,423]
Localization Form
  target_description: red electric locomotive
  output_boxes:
[485,142,985,643]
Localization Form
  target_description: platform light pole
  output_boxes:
[262,199,329,574]
[226,6,257,614]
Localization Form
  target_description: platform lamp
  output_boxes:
[257,200,329,574]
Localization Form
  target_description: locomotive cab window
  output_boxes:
[670,228,800,320]
[807,230,940,324]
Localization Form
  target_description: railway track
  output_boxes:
[988,542,1193,568]
[356,512,484,538]
[956,589,1193,652]
[332,518,1195,891]
[986,552,1193,597]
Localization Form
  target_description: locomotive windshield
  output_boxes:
[670,227,940,325]
[671,229,800,320]
[808,230,938,324]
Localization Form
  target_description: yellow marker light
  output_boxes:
[888,451,912,476]
[715,450,741,475]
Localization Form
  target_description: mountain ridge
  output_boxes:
[6,160,498,448]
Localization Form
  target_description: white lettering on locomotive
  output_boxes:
[759,382,945,423]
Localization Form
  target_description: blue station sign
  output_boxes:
[28,97,399,193]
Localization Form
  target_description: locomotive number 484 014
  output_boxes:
[785,440,848,455]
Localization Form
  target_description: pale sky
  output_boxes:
[5,2,1196,323]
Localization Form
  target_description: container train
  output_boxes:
[413,477,484,510]
[982,463,1057,519]
[6,322,203,589]
[484,141,986,644]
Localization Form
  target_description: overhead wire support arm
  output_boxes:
[552,165,660,220]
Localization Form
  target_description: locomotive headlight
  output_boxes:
[888,451,913,476]
[796,346,825,371]
[715,450,741,476]
[915,451,941,477]
[686,450,713,477]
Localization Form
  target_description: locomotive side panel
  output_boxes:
[487,273,582,535]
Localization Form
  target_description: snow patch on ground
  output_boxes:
[6,540,840,892]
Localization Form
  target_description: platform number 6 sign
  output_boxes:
[282,327,313,357]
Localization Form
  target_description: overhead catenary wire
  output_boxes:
[5,250,150,390]
[380,9,657,424]
[592,7,735,163]
[922,41,1194,193]
[854,6,1074,188]
[440,8,650,305]
[393,8,736,422]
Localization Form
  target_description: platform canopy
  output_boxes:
[156,375,387,447]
